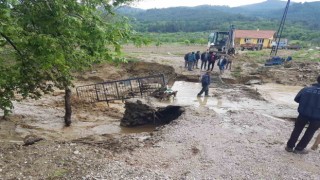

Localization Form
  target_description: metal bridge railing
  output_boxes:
[76,74,166,104]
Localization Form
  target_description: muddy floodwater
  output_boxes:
[254,83,302,107]
[170,81,301,114]
[0,81,302,142]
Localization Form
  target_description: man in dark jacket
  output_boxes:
[184,53,189,68]
[200,51,207,70]
[194,51,201,69]
[286,75,320,154]
[197,71,211,97]
[207,52,215,71]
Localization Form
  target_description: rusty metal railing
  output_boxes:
[76,74,166,104]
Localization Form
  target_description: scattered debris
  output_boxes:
[23,135,44,146]
[151,87,178,101]
[245,79,262,85]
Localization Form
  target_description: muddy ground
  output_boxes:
[0,44,320,179]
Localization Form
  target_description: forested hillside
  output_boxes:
[231,1,320,30]
[118,0,320,42]
[235,0,288,11]
[127,6,257,32]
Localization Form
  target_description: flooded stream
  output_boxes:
[170,81,301,113]
[0,81,303,142]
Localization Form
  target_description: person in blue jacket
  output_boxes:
[286,75,320,154]
[197,71,211,97]
[187,52,196,71]
[217,56,227,74]
[194,51,201,69]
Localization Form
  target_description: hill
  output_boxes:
[117,0,320,41]
[267,2,320,30]
[235,0,289,12]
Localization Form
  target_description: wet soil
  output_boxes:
[1,44,320,179]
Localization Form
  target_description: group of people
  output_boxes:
[184,51,201,71]
[184,50,233,74]
[184,49,320,155]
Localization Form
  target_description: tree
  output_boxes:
[0,0,146,126]
[311,38,320,46]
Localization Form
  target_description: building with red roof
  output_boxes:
[234,29,276,48]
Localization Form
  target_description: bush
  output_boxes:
[184,40,190,46]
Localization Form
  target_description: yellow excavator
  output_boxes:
[207,24,235,55]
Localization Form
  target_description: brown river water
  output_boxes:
[0,82,302,142]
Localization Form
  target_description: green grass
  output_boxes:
[242,50,270,63]
[291,49,320,62]
[245,51,267,58]
[142,32,209,45]
[125,55,141,63]
[49,168,69,179]
[232,65,243,78]
[242,48,320,63]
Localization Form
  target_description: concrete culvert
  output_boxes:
[121,99,184,127]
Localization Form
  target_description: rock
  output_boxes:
[121,99,183,127]
[245,79,262,85]
[23,135,44,146]
[74,151,80,155]
[138,136,150,142]
[137,100,143,105]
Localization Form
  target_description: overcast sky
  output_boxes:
[132,0,319,9]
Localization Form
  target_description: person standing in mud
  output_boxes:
[218,56,227,74]
[197,71,211,97]
[207,52,215,71]
[194,51,201,69]
[184,52,189,68]
[225,55,233,70]
[200,50,208,70]
[285,75,320,154]
[187,52,196,71]
[211,53,220,71]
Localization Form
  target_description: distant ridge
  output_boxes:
[237,0,289,11]
[117,0,320,36]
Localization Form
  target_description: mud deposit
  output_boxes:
[1,45,320,179]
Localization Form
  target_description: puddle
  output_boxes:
[172,81,302,109]
[169,81,256,112]
[169,81,230,110]
[11,118,159,142]
[0,101,159,142]
[254,83,302,108]
[169,81,300,114]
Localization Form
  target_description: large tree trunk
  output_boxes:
[64,87,72,126]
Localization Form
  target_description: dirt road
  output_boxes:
[1,44,320,179]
